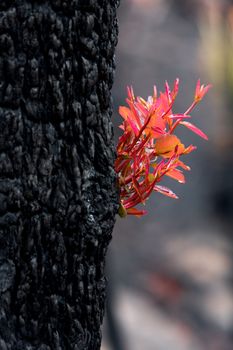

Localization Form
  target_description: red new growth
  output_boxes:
[115,79,211,217]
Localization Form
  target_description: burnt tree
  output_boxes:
[0,1,119,349]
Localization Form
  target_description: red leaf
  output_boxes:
[126,207,147,217]
[180,121,208,140]
[154,185,178,199]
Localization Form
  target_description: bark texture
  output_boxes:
[0,1,119,349]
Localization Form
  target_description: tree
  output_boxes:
[0,1,119,349]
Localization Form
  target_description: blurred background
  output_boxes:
[102,1,233,349]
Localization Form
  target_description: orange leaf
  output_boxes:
[155,135,185,157]
[166,168,185,183]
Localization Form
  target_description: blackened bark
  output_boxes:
[0,1,119,349]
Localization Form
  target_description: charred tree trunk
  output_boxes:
[0,1,119,349]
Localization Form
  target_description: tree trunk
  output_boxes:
[0,1,119,349]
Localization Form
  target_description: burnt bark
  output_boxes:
[0,1,119,349]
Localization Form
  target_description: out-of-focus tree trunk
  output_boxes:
[0,1,119,349]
